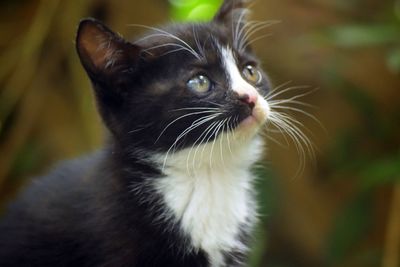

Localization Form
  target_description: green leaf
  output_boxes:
[361,154,400,190]
[170,0,223,21]
[10,141,43,179]
[248,165,280,267]
[395,0,400,21]
[387,48,400,73]
[328,24,400,47]
[326,193,372,266]
[248,223,268,267]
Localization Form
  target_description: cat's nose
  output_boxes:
[238,93,257,110]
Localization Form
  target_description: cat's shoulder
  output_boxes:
[2,151,105,220]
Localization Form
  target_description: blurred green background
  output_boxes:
[0,0,399,266]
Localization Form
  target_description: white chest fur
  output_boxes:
[153,136,263,267]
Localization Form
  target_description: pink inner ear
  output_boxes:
[77,21,123,72]
[95,36,123,70]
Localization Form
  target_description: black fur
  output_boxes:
[0,149,210,267]
[0,0,269,266]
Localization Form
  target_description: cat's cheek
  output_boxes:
[253,97,270,123]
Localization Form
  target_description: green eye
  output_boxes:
[242,65,262,85]
[186,75,211,93]
[187,75,211,93]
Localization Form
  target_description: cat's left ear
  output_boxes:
[213,0,250,25]
[76,18,141,80]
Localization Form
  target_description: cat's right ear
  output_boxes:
[213,0,250,26]
[76,18,141,80]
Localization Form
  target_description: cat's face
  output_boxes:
[76,0,270,155]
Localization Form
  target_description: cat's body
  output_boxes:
[0,150,212,267]
[0,1,273,266]
[0,140,261,267]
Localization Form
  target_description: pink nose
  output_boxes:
[238,93,257,109]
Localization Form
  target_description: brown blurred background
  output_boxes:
[0,0,399,267]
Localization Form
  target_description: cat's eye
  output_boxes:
[187,75,211,93]
[242,65,262,85]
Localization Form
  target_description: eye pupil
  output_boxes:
[198,75,207,85]
[246,66,254,75]
[243,65,261,85]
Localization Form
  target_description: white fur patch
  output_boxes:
[154,135,262,267]
[221,47,258,98]
[221,47,270,127]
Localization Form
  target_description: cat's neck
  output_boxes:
[108,133,263,266]
[151,135,263,266]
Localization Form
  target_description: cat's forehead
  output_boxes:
[135,22,233,61]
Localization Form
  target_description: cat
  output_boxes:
[0,0,275,266]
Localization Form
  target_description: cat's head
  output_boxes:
[76,0,271,161]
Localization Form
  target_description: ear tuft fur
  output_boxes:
[76,18,140,78]
[213,0,251,25]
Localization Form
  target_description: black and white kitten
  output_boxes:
[0,0,273,266]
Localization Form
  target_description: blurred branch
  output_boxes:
[327,24,400,47]
[0,0,60,132]
[0,41,68,185]
[58,0,100,150]
[0,69,46,187]
[0,42,21,83]
[382,184,400,267]
[0,0,94,186]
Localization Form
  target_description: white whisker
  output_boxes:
[264,81,293,98]
[144,42,200,59]
[219,119,229,169]
[162,113,220,170]
[269,99,317,109]
[244,33,273,48]
[265,85,311,101]
[155,110,219,143]
[238,21,277,52]
[172,107,220,112]
[186,119,220,174]
[192,120,220,171]
[270,112,315,161]
[200,120,221,169]
[128,24,201,60]
[192,25,207,61]
[260,130,287,148]
[184,116,220,175]
[209,120,226,168]
[226,117,234,158]
[234,18,279,52]
[269,104,324,132]
[233,9,248,51]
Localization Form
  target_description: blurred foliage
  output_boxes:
[170,0,222,21]
[326,192,376,266]
[326,23,400,74]
[173,1,400,266]
[321,2,400,267]
[0,1,400,267]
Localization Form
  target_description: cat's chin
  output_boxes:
[238,115,261,128]
[235,115,265,138]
